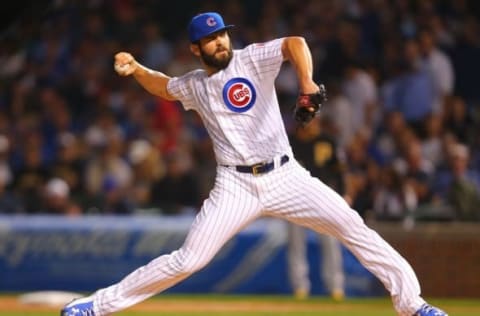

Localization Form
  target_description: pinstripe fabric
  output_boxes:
[261,160,425,316]
[91,37,427,316]
[93,160,425,316]
[167,38,291,166]
[94,166,262,314]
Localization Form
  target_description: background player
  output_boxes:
[62,12,448,316]
[287,115,345,301]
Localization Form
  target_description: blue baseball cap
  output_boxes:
[188,12,234,43]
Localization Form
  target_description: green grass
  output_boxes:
[1,295,479,316]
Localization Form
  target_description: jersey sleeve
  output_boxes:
[166,71,199,111]
[241,38,285,82]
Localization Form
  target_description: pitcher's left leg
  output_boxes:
[265,162,425,316]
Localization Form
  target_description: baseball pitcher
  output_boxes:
[61,12,447,316]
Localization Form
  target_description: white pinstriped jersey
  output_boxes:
[167,38,293,166]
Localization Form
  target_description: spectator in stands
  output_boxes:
[341,59,379,135]
[344,130,377,218]
[382,39,435,135]
[393,137,435,206]
[417,27,455,114]
[373,166,417,221]
[93,175,135,215]
[0,135,12,190]
[166,39,201,76]
[39,87,79,159]
[150,148,200,215]
[433,143,480,221]
[420,113,444,168]
[186,112,217,202]
[373,111,408,165]
[110,0,142,47]
[0,160,25,214]
[151,98,183,154]
[451,15,480,105]
[0,36,26,79]
[128,139,165,210]
[141,21,172,71]
[427,14,455,50]
[379,37,403,83]
[320,18,363,79]
[84,111,132,198]
[12,134,49,213]
[41,177,81,216]
[48,132,86,204]
[321,79,355,148]
[443,96,474,145]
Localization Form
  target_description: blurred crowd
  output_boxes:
[0,0,479,222]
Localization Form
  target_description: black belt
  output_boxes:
[234,155,289,176]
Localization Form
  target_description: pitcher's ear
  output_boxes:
[190,43,200,57]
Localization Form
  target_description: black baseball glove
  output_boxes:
[293,84,327,126]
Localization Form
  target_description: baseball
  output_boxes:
[115,63,131,73]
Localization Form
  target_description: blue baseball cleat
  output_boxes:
[413,303,448,316]
[60,296,96,316]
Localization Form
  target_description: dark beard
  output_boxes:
[200,46,233,70]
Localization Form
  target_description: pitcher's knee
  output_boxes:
[169,248,211,276]
[326,208,368,240]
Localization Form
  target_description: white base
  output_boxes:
[18,291,84,307]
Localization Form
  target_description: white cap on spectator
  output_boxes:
[45,178,70,198]
[129,139,151,165]
[84,127,107,147]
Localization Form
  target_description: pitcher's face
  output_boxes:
[197,30,233,70]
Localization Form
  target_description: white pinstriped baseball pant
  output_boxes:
[92,157,425,316]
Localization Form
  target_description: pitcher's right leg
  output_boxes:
[89,168,262,315]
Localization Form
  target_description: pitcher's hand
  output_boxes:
[114,52,137,76]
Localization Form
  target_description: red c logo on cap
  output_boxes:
[206,17,217,27]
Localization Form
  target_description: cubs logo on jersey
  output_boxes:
[222,78,257,113]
